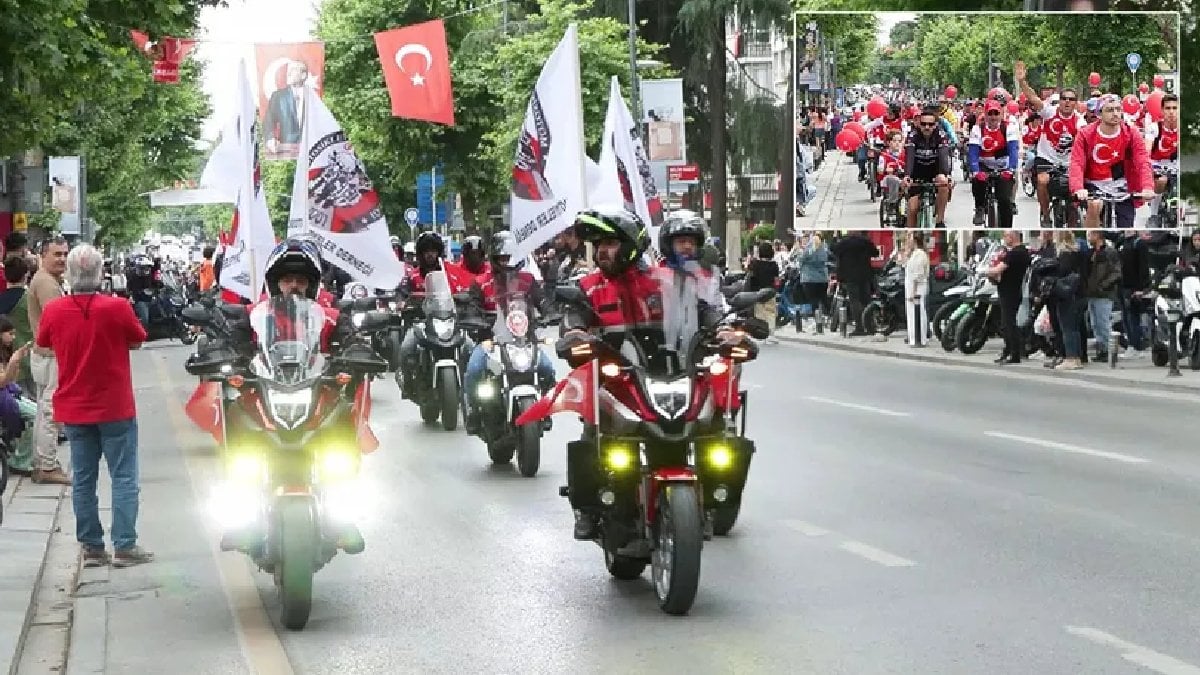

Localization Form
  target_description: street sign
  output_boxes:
[404,207,419,227]
[1126,52,1141,73]
[668,164,701,183]
[415,169,453,226]
[13,212,27,232]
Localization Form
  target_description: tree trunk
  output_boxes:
[1055,63,1065,91]
[775,74,794,242]
[709,22,728,262]
[461,191,479,234]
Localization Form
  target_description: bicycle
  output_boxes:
[877,171,906,228]
[1081,185,1133,229]
[1152,164,1180,229]
[865,141,883,202]
[909,180,939,228]
[977,167,1014,229]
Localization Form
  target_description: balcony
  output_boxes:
[727,173,779,204]
[739,40,773,59]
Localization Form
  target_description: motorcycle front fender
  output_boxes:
[432,360,460,389]
[507,387,539,421]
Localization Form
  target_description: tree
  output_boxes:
[0,0,222,157]
[795,13,877,86]
[889,20,916,48]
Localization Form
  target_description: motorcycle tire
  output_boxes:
[603,527,647,580]
[419,397,441,424]
[1190,340,1200,371]
[940,315,960,352]
[1152,345,1169,367]
[860,302,895,336]
[955,312,989,355]
[487,439,515,465]
[388,334,403,373]
[439,369,459,432]
[930,301,957,342]
[652,484,703,616]
[514,399,541,478]
[275,499,317,631]
[711,504,741,536]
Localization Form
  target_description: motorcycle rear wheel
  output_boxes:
[439,369,459,431]
[860,302,896,336]
[276,500,316,631]
[652,484,703,615]
[514,399,541,477]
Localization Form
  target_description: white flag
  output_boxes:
[596,76,666,251]
[204,60,276,301]
[289,86,406,289]
[508,24,588,259]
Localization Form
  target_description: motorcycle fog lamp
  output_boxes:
[600,490,616,506]
[604,443,634,470]
[712,485,730,503]
[431,317,455,339]
[476,381,496,399]
[600,362,621,378]
[707,444,734,470]
[227,453,265,484]
[319,448,359,482]
[208,482,261,529]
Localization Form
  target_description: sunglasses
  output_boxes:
[1100,107,1121,113]
[1060,96,1077,101]
[986,110,1002,115]
[919,121,936,127]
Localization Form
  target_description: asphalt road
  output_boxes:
[81,341,1200,675]
[823,151,1157,230]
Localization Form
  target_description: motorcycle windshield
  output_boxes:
[494,273,531,342]
[654,265,706,366]
[422,270,455,318]
[249,295,327,386]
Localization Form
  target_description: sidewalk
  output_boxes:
[777,327,1200,394]
[795,151,849,231]
[0,476,69,675]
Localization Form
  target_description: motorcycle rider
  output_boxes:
[462,231,556,434]
[126,254,160,329]
[397,231,448,397]
[657,210,726,313]
[561,207,734,539]
[221,238,365,553]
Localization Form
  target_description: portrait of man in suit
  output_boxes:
[263,59,311,160]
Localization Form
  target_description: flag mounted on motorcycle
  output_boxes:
[516,360,598,426]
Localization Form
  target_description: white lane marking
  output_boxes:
[984,431,1150,465]
[837,541,917,568]
[781,519,830,537]
[803,395,911,417]
[1065,625,1200,675]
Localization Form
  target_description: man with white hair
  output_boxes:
[35,245,153,569]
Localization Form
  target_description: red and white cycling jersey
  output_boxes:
[1082,124,1132,182]
[1143,120,1179,162]
[968,122,1021,170]
[1036,102,1086,160]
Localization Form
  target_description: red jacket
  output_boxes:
[574,267,664,334]
[1068,120,1154,196]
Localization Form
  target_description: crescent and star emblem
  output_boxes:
[982,135,999,152]
[561,375,585,405]
[395,43,433,86]
[1048,118,1064,136]
[1092,143,1118,164]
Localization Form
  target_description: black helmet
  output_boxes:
[489,231,524,272]
[461,234,486,270]
[263,238,323,299]
[573,206,649,276]
[659,210,708,263]
[414,231,444,257]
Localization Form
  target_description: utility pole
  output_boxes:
[626,0,642,130]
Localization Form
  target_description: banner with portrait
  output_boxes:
[48,156,82,235]
[254,42,326,161]
[639,78,686,204]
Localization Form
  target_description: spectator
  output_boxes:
[832,231,879,335]
[36,245,152,569]
[198,245,216,292]
[793,233,830,329]
[0,317,37,476]
[901,232,931,347]
[1050,232,1087,371]
[26,236,69,485]
[1117,231,1150,358]
[1085,229,1122,361]
[987,230,1032,364]
[746,242,780,344]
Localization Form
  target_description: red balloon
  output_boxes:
[1018,92,1028,103]
[1088,72,1101,87]
[1152,74,1165,89]
[835,129,863,153]
[865,97,888,119]
[842,121,867,139]
[1006,100,1019,115]
[944,85,958,100]
[1138,82,1149,94]
[1145,90,1165,121]
[1121,94,1141,115]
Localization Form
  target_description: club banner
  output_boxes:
[288,86,406,290]
[597,76,665,247]
[508,24,588,260]
[255,42,326,161]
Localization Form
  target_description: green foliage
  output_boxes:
[747,222,775,244]
[796,13,877,86]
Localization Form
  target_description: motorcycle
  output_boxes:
[182,295,390,630]
[860,260,905,335]
[524,279,772,615]
[132,279,195,344]
[1150,266,1188,368]
[399,270,468,431]
[343,283,403,371]
[469,284,551,476]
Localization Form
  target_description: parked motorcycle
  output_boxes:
[524,281,772,615]
[860,260,905,335]
[398,270,468,431]
[182,295,390,630]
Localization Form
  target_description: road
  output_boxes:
[809,150,1157,230]
[48,342,1200,674]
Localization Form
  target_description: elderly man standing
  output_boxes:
[36,245,153,568]
[27,237,69,485]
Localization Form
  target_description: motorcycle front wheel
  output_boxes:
[439,369,459,431]
[275,500,317,631]
[514,399,541,477]
[652,484,703,616]
[860,302,896,336]
[955,311,990,355]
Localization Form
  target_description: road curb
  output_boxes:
[776,333,1200,395]
[65,596,106,675]
[0,479,67,675]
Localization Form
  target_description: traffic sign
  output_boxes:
[13,212,27,232]
[404,208,419,226]
[1126,52,1142,73]
[668,164,701,183]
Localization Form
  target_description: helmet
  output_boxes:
[414,231,444,257]
[489,231,524,272]
[658,210,708,266]
[572,206,649,276]
[389,235,401,248]
[264,238,323,299]
[461,235,486,269]
[888,102,901,118]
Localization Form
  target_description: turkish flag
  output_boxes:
[185,382,224,442]
[374,20,455,126]
[515,361,597,426]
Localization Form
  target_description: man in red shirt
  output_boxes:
[1068,94,1156,229]
[35,245,152,569]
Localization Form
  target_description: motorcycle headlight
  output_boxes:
[429,317,455,339]
[352,312,366,329]
[476,381,496,399]
[266,388,312,430]
[504,343,534,372]
[388,301,399,312]
[646,378,691,420]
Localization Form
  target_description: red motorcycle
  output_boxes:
[519,284,771,615]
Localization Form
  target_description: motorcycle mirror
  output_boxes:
[180,305,211,326]
[728,291,764,310]
[741,317,771,340]
[554,285,587,306]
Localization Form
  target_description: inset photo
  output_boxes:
[793,11,1181,231]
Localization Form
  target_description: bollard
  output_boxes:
[814,307,824,335]
[839,303,848,338]
[1109,333,1119,369]
[1167,320,1183,377]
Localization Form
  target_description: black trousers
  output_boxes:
[999,293,1022,360]
[841,279,871,332]
[971,175,1016,228]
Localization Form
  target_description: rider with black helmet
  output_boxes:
[397,231,447,396]
[126,254,160,328]
[461,231,556,434]
[264,238,323,299]
[658,210,726,311]
[460,235,489,277]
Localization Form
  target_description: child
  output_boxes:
[0,317,36,477]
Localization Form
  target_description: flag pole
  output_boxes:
[568,24,588,211]
[242,60,261,300]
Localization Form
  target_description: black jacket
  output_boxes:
[831,235,878,282]
[1085,243,1121,301]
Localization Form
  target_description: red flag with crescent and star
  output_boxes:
[374,20,455,126]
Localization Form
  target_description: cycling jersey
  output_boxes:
[904,127,952,179]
